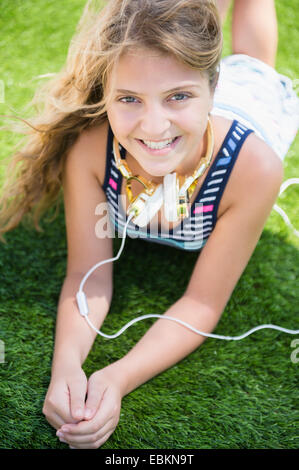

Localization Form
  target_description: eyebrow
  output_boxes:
[115,84,201,95]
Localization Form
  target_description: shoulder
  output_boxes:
[64,119,109,187]
[224,130,284,213]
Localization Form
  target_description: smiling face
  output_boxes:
[106,48,214,178]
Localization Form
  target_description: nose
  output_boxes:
[139,102,171,138]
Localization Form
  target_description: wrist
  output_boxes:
[102,359,130,398]
[51,351,82,378]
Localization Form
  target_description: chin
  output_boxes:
[141,159,178,176]
[145,166,175,178]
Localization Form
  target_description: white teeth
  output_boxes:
[142,137,176,150]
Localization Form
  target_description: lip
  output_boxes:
[136,136,182,156]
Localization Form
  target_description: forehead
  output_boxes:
[108,48,207,93]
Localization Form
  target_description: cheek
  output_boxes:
[178,111,205,137]
[107,110,132,140]
[178,101,210,131]
[107,106,137,136]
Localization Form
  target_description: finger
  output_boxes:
[56,432,69,445]
[43,382,77,428]
[68,375,88,421]
[84,379,107,420]
[60,416,98,436]
[45,410,66,431]
[61,389,115,436]
[60,381,121,438]
[61,417,115,445]
[67,427,115,449]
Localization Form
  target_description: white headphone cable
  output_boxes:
[76,199,299,341]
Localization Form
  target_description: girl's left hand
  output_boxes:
[56,367,123,449]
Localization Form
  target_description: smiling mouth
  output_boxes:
[138,136,180,150]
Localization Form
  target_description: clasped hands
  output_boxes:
[43,364,123,449]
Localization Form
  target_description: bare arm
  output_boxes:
[43,124,114,426]
[51,273,112,371]
[51,124,113,371]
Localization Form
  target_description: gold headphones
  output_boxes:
[112,117,214,227]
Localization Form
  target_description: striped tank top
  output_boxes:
[102,120,253,251]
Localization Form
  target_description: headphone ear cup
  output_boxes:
[163,173,179,222]
[129,184,163,227]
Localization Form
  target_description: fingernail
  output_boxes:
[75,408,83,418]
[56,431,64,438]
[84,408,93,419]
[61,426,69,433]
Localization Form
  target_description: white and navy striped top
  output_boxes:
[102,120,253,251]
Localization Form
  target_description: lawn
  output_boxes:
[0,0,298,450]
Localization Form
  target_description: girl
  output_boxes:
[0,0,298,449]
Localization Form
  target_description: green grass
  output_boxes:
[0,0,298,450]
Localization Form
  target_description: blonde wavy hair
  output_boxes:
[0,0,222,243]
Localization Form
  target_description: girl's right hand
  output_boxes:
[43,364,88,431]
